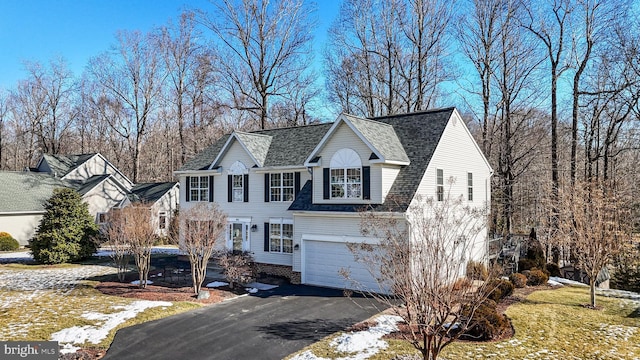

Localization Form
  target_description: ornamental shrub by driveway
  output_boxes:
[30,188,98,264]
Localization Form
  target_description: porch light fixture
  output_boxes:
[294,244,300,250]
[251,224,258,232]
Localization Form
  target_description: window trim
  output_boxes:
[270,172,295,202]
[97,212,107,224]
[232,174,244,202]
[189,176,210,202]
[268,218,293,254]
[330,167,362,199]
[158,211,167,230]
[436,169,444,202]
[467,172,473,201]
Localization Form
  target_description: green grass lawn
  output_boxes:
[288,286,640,360]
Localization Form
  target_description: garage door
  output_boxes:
[303,239,381,292]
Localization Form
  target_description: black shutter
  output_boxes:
[243,174,249,202]
[362,166,371,200]
[264,222,270,252]
[185,176,191,202]
[227,175,232,202]
[323,168,330,199]
[294,172,301,197]
[208,176,214,202]
[264,173,270,202]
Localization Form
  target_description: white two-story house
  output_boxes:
[176,108,492,291]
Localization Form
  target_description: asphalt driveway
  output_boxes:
[103,284,386,360]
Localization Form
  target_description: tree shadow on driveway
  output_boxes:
[256,318,356,340]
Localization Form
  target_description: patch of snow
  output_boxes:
[548,276,588,287]
[597,288,640,301]
[290,350,330,360]
[0,250,32,261]
[59,343,81,354]
[206,281,229,288]
[245,282,278,291]
[130,280,153,285]
[547,279,563,286]
[246,288,258,294]
[330,315,403,359]
[51,300,172,346]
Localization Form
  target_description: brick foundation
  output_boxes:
[256,263,301,284]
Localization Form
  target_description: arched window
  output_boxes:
[330,148,362,199]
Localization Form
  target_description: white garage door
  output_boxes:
[303,239,381,292]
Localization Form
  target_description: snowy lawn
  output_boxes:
[0,263,199,353]
[288,285,640,360]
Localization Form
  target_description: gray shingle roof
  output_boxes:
[343,114,409,163]
[130,182,178,204]
[41,153,96,178]
[234,132,272,167]
[289,108,454,212]
[0,171,70,213]
[72,174,111,196]
[179,123,333,171]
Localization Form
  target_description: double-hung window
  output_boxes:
[158,211,167,230]
[189,176,209,202]
[467,172,473,201]
[270,173,295,201]
[269,220,293,253]
[232,175,244,202]
[331,168,361,199]
[436,169,444,201]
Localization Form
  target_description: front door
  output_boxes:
[227,221,250,252]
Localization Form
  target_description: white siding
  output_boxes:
[179,138,311,267]
[380,165,401,201]
[0,213,43,246]
[83,178,129,218]
[150,185,179,236]
[411,111,492,266]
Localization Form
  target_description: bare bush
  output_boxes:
[178,203,227,295]
[349,191,497,360]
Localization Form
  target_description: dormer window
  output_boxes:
[330,148,362,199]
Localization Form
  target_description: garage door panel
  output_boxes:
[303,239,381,292]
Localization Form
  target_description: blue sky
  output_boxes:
[0,0,340,90]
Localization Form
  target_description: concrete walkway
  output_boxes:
[103,285,386,360]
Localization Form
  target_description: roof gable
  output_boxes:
[39,153,97,178]
[305,114,409,166]
[178,123,332,172]
[210,132,272,169]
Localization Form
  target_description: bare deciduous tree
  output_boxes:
[178,203,227,295]
[200,0,316,129]
[553,181,631,307]
[88,30,164,182]
[109,204,157,288]
[103,211,131,282]
[348,190,495,360]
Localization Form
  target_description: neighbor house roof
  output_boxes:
[0,171,70,213]
[290,108,454,212]
[129,182,178,204]
[179,123,333,171]
[72,174,111,196]
[39,153,96,178]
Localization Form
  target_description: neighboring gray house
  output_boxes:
[176,108,493,292]
[0,153,179,246]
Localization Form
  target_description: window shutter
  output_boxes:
[362,166,371,200]
[227,175,232,202]
[264,173,270,202]
[264,222,270,252]
[323,168,330,199]
[294,171,301,197]
[243,174,249,202]
[185,176,191,202]
[208,176,214,202]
